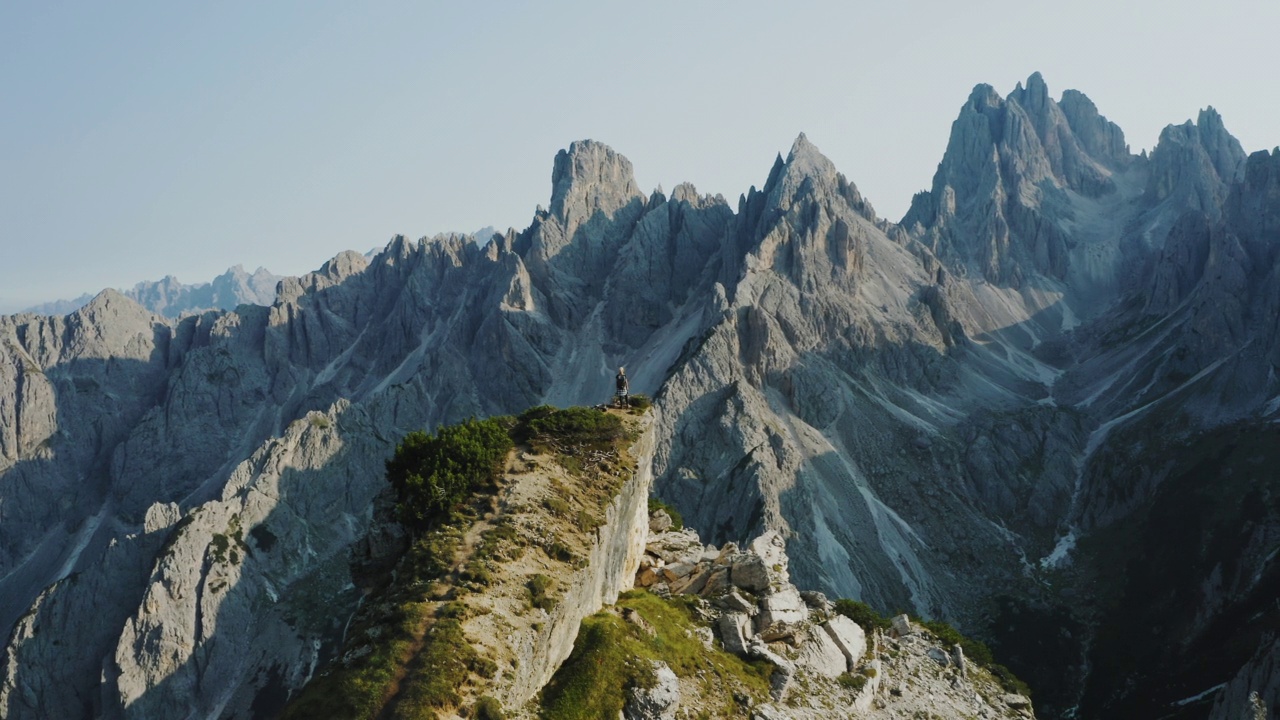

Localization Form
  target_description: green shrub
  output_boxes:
[391,617,476,714]
[918,619,1031,697]
[837,672,867,691]
[990,662,1033,697]
[833,599,892,635]
[210,533,231,563]
[528,574,557,611]
[461,559,493,587]
[647,498,683,530]
[545,539,576,564]
[403,529,461,585]
[386,416,514,532]
[575,509,602,532]
[515,406,624,453]
[437,601,470,620]
[920,620,995,666]
[475,696,506,720]
[627,394,652,411]
[471,655,498,679]
[543,496,571,517]
[282,601,434,720]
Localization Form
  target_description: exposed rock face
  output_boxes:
[1,75,1278,720]
[501,419,657,708]
[1146,108,1246,219]
[902,72,1131,285]
[1209,639,1280,720]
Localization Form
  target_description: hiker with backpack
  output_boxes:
[615,367,629,408]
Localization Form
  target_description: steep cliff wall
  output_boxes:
[499,414,655,707]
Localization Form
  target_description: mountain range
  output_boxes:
[21,265,282,318]
[1,72,1277,719]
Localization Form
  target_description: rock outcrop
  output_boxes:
[619,515,1034,719]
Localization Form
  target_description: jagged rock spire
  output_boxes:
[548,139,644,238]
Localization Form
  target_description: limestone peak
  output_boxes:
[548,139,644,231]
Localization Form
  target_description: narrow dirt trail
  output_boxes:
[375,449,521,720]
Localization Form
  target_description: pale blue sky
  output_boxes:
[3,1,1277,312]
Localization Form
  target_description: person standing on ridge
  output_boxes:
[615,367,629,408]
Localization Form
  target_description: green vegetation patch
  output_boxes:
[833,598,892,635]
[283,600,434,720]
[474,695,506,720]
[527,574,557,612]
[514,405,627,457]
[385,617,480,718]
[386,416,515,533]
[540,590,771,719]
[837,672,867,691]
[627,394,652,412]
[919,619,1031,697]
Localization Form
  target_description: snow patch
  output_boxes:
[1265,394,1280,417]
[1171,683,1226,707]
[811,499,862,599]
[856,484,935,610]
[314,327,367,386]
[1040,528,1077,570]
[55,502,110,582]
[1060,302,1079,331]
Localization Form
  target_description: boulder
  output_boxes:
[794,627,847,678]
[1004,694,1033,709]
[693,626,714,651]
[646,528,704,566]
[821,615,867,669]
[648,509,673,534]
[927,646,950,666]
[757,622,798,644]
[621,608,655,637]
[660,562,696,582]
[891,614,913,636]
[757,586,808,630]
[718,613,752,655]
[670,566,711,595]
[716,542,740,561]
[729,554,770,593]
[799,590,832,613]
[697,567,731,597]
[748,531,790,583]
[715,590,756,615]
[625,661,680,720]
[748,637,796,700]
[952,644,967,678]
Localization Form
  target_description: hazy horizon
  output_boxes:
[4,1,1278,313]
